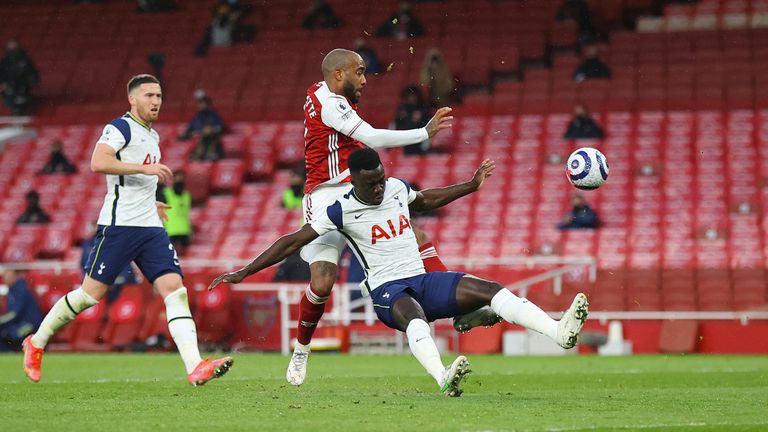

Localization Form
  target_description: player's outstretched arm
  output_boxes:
[91,143,173,183]
[208,225,320,290]
[351,107,453,149]
[409,159,495,212]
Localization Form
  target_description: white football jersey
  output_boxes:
[310,178,425,292]
[95,113,163,227]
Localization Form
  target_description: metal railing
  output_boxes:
[5,257,767,355]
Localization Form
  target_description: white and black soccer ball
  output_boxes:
[565,147,609,190]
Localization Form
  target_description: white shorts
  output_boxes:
[300,183,351,265]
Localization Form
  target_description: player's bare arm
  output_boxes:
[409,159,495,212]
[91,143,173,183]
[208,225,320,290]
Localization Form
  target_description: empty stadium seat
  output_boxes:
[101,285,145,351]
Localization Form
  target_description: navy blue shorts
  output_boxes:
[83,225,183,285]
[369,272,465,330]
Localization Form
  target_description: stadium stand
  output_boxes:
[1,0,766,352]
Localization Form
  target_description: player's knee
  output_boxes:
[154,273,184,297]
[485,281,505,298]
[310,261,337,296]
[81,276,110,301]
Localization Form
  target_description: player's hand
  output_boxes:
[425,107,453,138]
[208,270,246,291]
[142,163,173,183]
[471,159,495,191]
[155,201,171,223]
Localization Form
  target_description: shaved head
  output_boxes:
[321,49,361,78]
[321,48,367,103]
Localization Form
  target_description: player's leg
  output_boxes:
[413,224,447,272]
[153,273,232,386]
[287,233,343,386]
[23,225,126,382]
[454,275,588,349]
[22,275,106,382]
[376,278,469,396]
[29,275,105,350]
[137,228,231,385]
[412,224,500,332]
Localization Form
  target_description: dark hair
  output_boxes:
[127,74,160,94]
[348,148,381,174]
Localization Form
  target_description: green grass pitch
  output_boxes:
[1,353,766,431]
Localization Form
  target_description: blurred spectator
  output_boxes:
[556,0,594,45]
[557,193,599,230]
[573,45,611,82]
[189,125,225,161]
[210,3,239,47]
[162,171,193,254]
[354,38,381,74]
[194,3,242,55]
[180,90,225,139]
[0,269,41,351]
[302,0,341,29]
[182,91,226,161]
[420,49,457,107]
[16,191,50,224]
[394,85,430,155]
[564,104,604,140]
[81,222,138,303]
[40,140,76,175]
[376,1,425,39]
[136,0,177,13]
[0,39,39,115]
[282,166,306,210]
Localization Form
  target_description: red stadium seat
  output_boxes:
[102,285,145,351]
[71,301,109,352]
[194,285,232,346]
[210,159,245,195]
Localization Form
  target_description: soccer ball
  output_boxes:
[565,147,609,190]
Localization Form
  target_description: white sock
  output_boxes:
[490,289,558,340]
[31,287,98,348]
[406,319,445,386]
[164,287,203,374]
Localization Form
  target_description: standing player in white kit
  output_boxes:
[22,74,233,386]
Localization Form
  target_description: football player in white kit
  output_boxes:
[210,148,589,397]
[23,75,233,386]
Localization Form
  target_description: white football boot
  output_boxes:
[556,293,589,349]
[440,355,471,397]
[286,342,311,386]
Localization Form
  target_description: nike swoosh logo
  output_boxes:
[354,214,363,219]
[415,337,428,343]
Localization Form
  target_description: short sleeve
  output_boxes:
[320,95,365,136]
[310,201,343,236]
[396,178,418,204]
[407,186,418,204]
[97,124,126,152]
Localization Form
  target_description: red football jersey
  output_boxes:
[303,81,367,193]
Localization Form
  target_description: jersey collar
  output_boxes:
[351,188,378,206]
[125,112,152,131]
